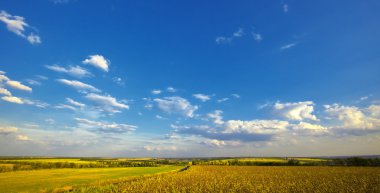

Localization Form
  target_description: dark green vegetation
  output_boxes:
[0,157,187,173]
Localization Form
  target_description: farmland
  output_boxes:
[0,166,180,193]
[67,166,380,193]
[0,157,379,192]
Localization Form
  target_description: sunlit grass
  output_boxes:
[0,166,181,193]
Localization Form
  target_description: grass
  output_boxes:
[68,166,380,192]
[0,166,181,193]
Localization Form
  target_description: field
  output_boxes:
[68,166,380,193]
[0,166,180,193]
[0,157,379,192]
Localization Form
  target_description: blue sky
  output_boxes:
[1,0,380,157]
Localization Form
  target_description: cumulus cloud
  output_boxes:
[16,135,29,141]
[46,65,92,78]
[6,80,32,92]
[0,126,18,135]
[151,89,162,95]
[224,120,289,135]
[207,110,224,125]
[1,96,23,104]
[22,98,50,108]
[193,93,211,102]
[274,101,318,121]
[82,55,110,72]
[0,10,41,44]
[325,104,380,130]
[291,122,328,135]
[85,93,129,113]
[76,118,136,133]
[154,96,198,118]
[0,88,11,96]
[57,79,100,93]
[203,139,226,148]
[280,43,297,50]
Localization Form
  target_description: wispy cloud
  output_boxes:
[252,32,262,42]
[83,55,110,72]
[0,10,41,44]
[152,89,162,95]
[166,87,177,93]
[283,4,289,13]
[216,28,244,44]
[6,80,32,92]
[46,65,92,78]
[1,96,24,104]
[217,98,229,103]
[0,88,11,96]
[193,93,211,102]
[66,98,85,108]
[85,93,129,113]
[76,118,136,133]
[112,77,125,86]
[280,43,297,50]
[57,79,100,93]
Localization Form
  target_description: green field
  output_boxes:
[0,166,180,193]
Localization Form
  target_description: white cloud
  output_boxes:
[325,104,380,130]
[154,96,198,118]
[46,65,92,78]
[57,79,100,93]
[217,98,229,103]
[22,98,50,108]
[16,135,29,141]
[82,55,110,72]
[291,122,328,134]
[0,10,41,44]
[66,98,85,108]
[0,88,11,96]
[193,93,211,102]
[1,96,23,104]
[224,119,289,135]
[252,32,262,42]
[27,33,41,44]
[25,79,41,86]
[0,74,9,82]
[368,105,380,117]
[280,43,297,50]
[207,110,224,125]
[144,145,177,151]
[233,28,244,37]
[151,89,162,95]
[283,4,289,13]
[85,93,129,113]
[0,126,18,135]
[274,101,318,121]
[231,94,240,99]
[112,77,125,86]
[216,28,244,44]
[203,139,226,148]
[155,115,167,120]
[6,80,32,92]
[76,118,136,133]
[216,36,231,44]
[166,87,177,93]
[360,96,369,101]
[55,104,76,111]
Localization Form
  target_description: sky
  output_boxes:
[0,0,380,157]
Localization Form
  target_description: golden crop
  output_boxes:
[70,166,380,193]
